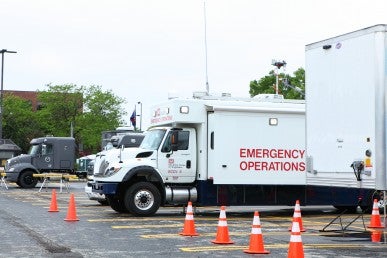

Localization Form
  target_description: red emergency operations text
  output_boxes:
[239,148,306,172]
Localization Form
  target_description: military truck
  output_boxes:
[5,137,76,188]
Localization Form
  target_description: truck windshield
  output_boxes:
[28,144,41,155]
[140,129,166,150]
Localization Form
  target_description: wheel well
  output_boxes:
[118,167,165,204]
[19,169,38,179]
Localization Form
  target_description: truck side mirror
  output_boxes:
[171,131,179,152]
[119,144,124,163]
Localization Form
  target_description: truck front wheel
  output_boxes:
[124,182,161,216]
[106,195,128,213]
[18,170,38,188]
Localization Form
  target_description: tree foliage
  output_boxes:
[249,67,305,99]
[3,84,127,154]
[77,85,127,153]
[3,94,42,151]
[37,84,83,137]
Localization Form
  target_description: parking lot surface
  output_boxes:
[0,181,387,257]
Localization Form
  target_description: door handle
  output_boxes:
[186,160,191,169]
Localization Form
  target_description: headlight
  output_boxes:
[104,166,122,177]
[9,167,15,172]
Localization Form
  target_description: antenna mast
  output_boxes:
[203,1,209,94]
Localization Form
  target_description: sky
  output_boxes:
[1,0,386,130]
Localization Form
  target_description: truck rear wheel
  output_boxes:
[124,182,161,216]
[18,171,38,188]
[333,206,358,213]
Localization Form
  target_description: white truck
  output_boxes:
[85,132,144,204]
[91,92,376,216]
[305,24,387,205]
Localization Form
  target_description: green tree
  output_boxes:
[2,93,42,152]
[77,85,127,153]
[2,84,127,154]
[249,67,305,99]
[37,84,83,137]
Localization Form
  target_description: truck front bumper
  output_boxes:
[4,171,19,182]
[85,182,106,201]
[91,181,119,195]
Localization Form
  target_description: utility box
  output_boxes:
[0,139,22,168]
[305,24,387,190]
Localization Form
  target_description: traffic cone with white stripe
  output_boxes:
[243,211,270,254]
[368,199,384,228]
[179,201,199,236]
[289,200,306,232]
[288,221,304,258]
[211,206,234,244]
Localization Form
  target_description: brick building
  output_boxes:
[3,90,41,111]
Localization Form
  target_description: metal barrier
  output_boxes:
[33,173,78,193]
[0,172,8,189]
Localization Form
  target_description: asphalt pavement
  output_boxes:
[1,181,387,257]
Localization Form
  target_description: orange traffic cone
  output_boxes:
[289,200,305,232]
[288,221,304,258]
[371,230,382,243]
[64,193,79,221]
[179,201,199,236]
[243,211,270,254]
[48,189,59,212]
[368,199,384,228]
[211,206,234,244]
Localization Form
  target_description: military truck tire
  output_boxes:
[18,170,38,188]
[106,195,128,213]
[124,182,161,216]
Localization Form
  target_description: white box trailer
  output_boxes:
[205,101,305,185]
[306,25,387,196]
[92,92,376,216]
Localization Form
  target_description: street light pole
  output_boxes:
[137,101,142,132]
[0,49,17,139]
[271,59,286,95]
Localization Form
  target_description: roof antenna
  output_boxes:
[203,1,209,95]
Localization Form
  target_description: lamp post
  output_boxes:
[271,59,286,95]
[137,101,142,132]
[0,49,17,139]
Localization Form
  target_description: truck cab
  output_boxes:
[92,127,197,215]
[5,137,76,188]
[85,132,144,204]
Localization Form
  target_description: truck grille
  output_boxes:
[99,160,109,176]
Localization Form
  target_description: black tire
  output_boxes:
[106,195,128,213]
[18,170,38,188]
[360,205,372,214]
[124,182,161,216]
[97,199,109,206]
[333,205,358,213]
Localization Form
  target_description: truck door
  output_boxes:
[158,128,197,183]
[33,143,54,170]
